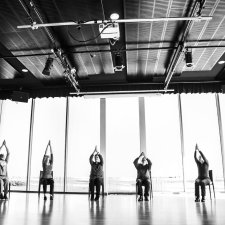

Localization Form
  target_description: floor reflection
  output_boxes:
[195,201,216,225]
[89,199,105,225]
[40,200,53,225]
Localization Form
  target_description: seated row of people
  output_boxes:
[0,141,211,203]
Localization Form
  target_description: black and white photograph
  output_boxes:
[0,0,225,224]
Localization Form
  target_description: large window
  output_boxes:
[145,94,183,192]
[66,98,100,192]
[106,97,140,193]
[0,100,31,190]
[30,98,66,192]
[181,94,223,192]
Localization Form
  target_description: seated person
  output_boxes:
[89,146,104,201]
[134,152,152,201]
[0,140,10,200]
[42,140,54,201]
[194,144,210,202]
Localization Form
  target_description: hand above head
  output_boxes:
[3,140,6,146]
[93,145,98,154]
[195,144,199,151]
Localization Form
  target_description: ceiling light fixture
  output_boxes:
[22,68,28,72]
[218,60,225,65]
[110,13,119,20]
[114,52,125,71]
[42,57,54,75]
[185,48,193,67]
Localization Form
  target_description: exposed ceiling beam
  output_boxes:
[164,0,206,90]
[18,0,80,92]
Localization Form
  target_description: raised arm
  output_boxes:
[49,141,53,165]
[4,141,10,163]
[42,141,50,166]
[146,158,152,170]
[133,152,144,169]
[194,144,198,163]
[90,146,97,165]
[98,153,103,166]
[199,151,209,165]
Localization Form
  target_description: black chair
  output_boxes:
[206,170,215,199]
[136,171,153,199]
[38,171,54,198]
[88,179,104,199]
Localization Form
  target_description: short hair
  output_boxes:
[0,154,4,159]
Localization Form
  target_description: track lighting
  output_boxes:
[42,57,54,75]
[114,53,125,71]
[185,48,193,67]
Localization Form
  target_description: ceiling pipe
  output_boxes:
[164,0,206,90]
[17,17,212,29]
[18,0,79,92]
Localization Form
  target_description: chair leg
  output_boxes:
[209,185,212,200]
[212,184,216,198]
[150,182,153,199]
[102,184,104,198]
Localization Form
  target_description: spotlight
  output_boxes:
[114,53,125,71]
[110,13,119,20]
[42,57,54,75]
[185,49,193,67]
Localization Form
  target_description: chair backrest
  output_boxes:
[209,170,213,182]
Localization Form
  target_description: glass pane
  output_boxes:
[30,98,66,192]
[106,97,140,193]
[145,94,183,192]
[67,98,100,192]
[0,100,31,191]
[181,94,223,192]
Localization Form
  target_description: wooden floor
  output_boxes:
[0,193,225,225]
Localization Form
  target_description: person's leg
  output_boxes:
[143,179,150,201]
[48,179,54,200]
[42,179,47,200]
[137,179,143,201]
[3,178,9,199]
[0,179,3,199]
[90,179,95,200]
[195,179,200,202]
[95,178,101,201]
[200,178,210,202]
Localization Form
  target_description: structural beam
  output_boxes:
[164,0,206,90]
[18,0,79,92]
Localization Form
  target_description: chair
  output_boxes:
[206,170,215,199]
[88,179,104,199]
[38,171,54,197]
[136,171,153,199]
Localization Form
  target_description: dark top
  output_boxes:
[89,154,104,179]
[0,153,9,178]
[194,150,209,179]
[133,157,152,180]
[42,154,53,179]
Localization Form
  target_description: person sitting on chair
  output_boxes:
[134,152,152,201]
[89,146,104,201]
[0,140,10,200]
[194,144,210,202]
[42,140,54,201]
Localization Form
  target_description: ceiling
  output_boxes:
[0,0,225,99]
